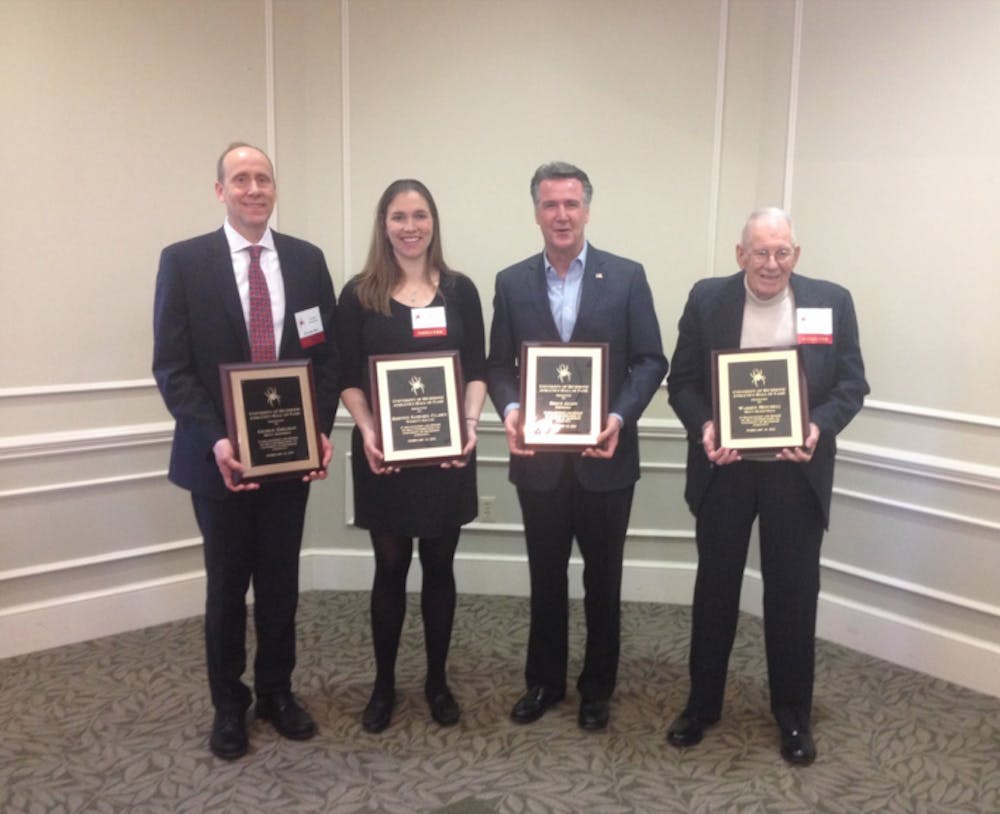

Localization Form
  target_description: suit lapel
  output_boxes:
[713,273,746,349]
[209,229,252,358]
[789,274,818,307]
[527,254,561,341]
[570,245,601,342]
[274,232,299,359]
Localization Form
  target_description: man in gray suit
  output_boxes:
[665,207,868,765]
[487,162,668,731]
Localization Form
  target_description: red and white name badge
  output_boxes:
[412,305,447,338]
[295,306,326,348]
[796,307,833,345]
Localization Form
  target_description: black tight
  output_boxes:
[369,528,460,699]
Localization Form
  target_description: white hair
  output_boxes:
[741,207,797,247]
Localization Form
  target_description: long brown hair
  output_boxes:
[354,179,452,316]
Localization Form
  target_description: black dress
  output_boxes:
[337,272,487,538]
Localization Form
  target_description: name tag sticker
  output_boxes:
[412,305,447,338]
[295,306,325,348]
[797,307,833,345]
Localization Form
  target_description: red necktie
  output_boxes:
[247,245,276,362]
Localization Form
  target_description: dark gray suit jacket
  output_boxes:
[667,271,869,526]
[487,245,668,492]
[153,228,339,499]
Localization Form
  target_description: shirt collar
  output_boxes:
[544,241,589,278]
[223,219,276,254]
[743,274,792,307]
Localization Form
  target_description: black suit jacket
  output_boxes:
[153,228,339,499]
[667,271,869,526]
[487,245,668,492]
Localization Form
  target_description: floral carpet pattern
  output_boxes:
[1,591,997,813]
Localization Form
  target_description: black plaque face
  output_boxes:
[713,347,808,457]
[369,351,466,466]
[520,343,608,450]
[219,360,322,483]
[241,376,309,463]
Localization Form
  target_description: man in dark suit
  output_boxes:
[153,143,339,759]
[665,207,868,765]
[487,162,668,731]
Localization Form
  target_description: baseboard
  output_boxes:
[0,574,207,660]
[302,548,699,603]
[739,574,1000,698]
[815,595,1000,698]
[2,552,997,700]
[0,550,696,660]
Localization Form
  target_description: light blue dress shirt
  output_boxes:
[545,242,588,342]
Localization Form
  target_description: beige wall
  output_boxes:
[1,0,997,696]
[0,0,268,388]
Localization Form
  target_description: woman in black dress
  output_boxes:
[338,179,487,733]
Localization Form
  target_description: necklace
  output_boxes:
[398,274,438,305]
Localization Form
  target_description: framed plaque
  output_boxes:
[520,342,608,450]
[219,359,323,483]
[369,351,466,467]
[712,347,809,459]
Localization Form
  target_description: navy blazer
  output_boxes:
[487,245,668,492]
[667,271,869,526]
[153,228,339,499]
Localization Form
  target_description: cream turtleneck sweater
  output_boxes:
[740,278,795,348]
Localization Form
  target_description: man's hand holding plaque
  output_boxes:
[711,347,810,461]
[219,359,325,485]
[519,342,609,451]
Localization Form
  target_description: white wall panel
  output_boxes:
[0,0,272,387]
[790,0,1000,415]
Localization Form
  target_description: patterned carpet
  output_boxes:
[1,591,997,813]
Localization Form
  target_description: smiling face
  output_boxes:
[736,214,800,300]
[385,189,434,263]
[215,146,275,242]
[534,178,590,265]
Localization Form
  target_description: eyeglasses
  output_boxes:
[750,248,795,262]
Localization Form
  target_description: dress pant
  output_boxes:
[516,456,634,702]
[192,480,310,713]
[686,460,824,731]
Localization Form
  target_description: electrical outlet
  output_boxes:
[478,495,496,522]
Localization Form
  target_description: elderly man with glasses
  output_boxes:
[664,207,869,765]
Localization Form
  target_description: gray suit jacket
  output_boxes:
[487,245,668,492]
[667,271,869,526]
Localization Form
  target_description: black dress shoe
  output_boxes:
[666,712,719,748]
[510,685,565,724]
[427,688,461,726]
[256,692,317,740]
[362,690,395,734]
[578,699,610,731]
[780,728,817,766]
[210,710,248,760]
